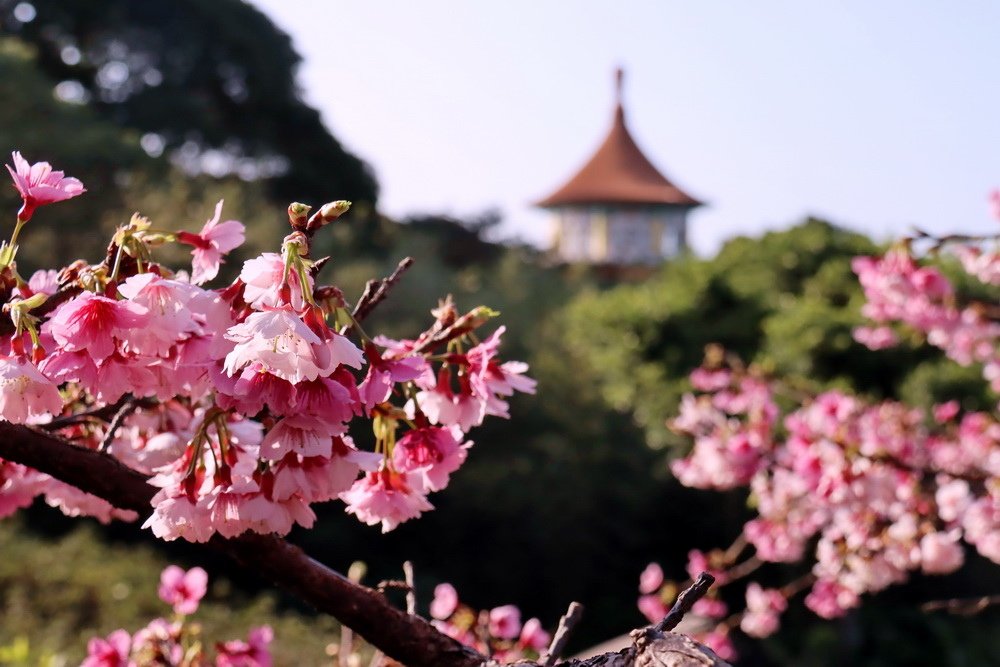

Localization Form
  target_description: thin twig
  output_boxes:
[98,395,139,453]
[403,561,416,616]
[911,227,1000,246]
[351,257,415,324]
[656,572,716,633]
[724,555,763,584]
[541,601,584,667]
[922,594,1000,615]
[43,395,155,432]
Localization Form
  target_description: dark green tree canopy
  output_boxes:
[1,0,378,207]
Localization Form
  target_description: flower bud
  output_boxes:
[287,202,312,230]
[307,200,352,231]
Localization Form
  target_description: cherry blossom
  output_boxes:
[5,151,85,221]
[158,564,209,615]
[176,200,246,285]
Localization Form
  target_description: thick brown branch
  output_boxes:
[0,424,729,667]
[0,423,481,667]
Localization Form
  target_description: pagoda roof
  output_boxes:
[536,70,702,209]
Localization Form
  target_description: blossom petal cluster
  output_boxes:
[84,565,272,666]
[429,581,550,663]
[0,156,534,543]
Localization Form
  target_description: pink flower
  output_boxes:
[177,200,246,285]
[430,583,459,619]
[158,564,208,615]
[391,426,469,492]
[805,579,859,619]
[224,310,362,384]
[0,356,63,423]
[82,629,132,667]
[216,625,273,667]
[637,594,668,624]
[118,274,201,356]
[358,343,428,411]
[208,490,316,539]
[489,604,522,640]
[15,269,59,297]
[697,628,736,662]
[259,414,344,461]
[465,326,537,418]
[638,562,664,594]
[853,325,898,350]
[692,597,728,619]
[990,189,1000,221]
[920,532,964,574]
[240,253,310,310]
[340,469,433,533]
[6,151,85,221]
[131,618,182,664]
[46,292,148,363]
[519,618,550,651]
[740,583,787,638]
[269,436,380,504]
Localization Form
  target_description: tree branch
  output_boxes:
[351,257,414,323]
[656,573,716,633]
[0,423,729,667]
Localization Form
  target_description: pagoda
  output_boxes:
[536,69,702,265]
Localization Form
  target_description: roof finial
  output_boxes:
[614,66,625,106]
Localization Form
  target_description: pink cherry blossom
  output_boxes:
[215,625,273,667]
[852,325,898,350]
[804,579,859,619]
[240,252,310,310]
[158,565,209,615]
[177,200,246,285]
[358,342,428,410]
[118,274,201,356]
[6,151,85,221]
[258,414,344,461]
[518,618,550,651]
[0,356,63,423]
[488,605,522,640]
[340,469,433,533]
[14,269,59,298]
[391,426,469,492]
[430,583,459,619]
[46,292,148,363]
[637,594,668,624]
[83,628,132,667]
[920,531,965,574]
[638,562,664,594]
[269,438,380,503]
[740,583,787,638]
[224,309,361,384]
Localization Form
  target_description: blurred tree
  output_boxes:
[0,37,150,266]
[559,219,987,448]
[0,0,378,221]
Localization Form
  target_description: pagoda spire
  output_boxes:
[614,66,625,119]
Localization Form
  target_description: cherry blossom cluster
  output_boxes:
[637,221,1000,656]
[852,235,1000,393]
[658,361,999,633]
[427,582,551,663]
[638,210,1000,656]
[83,565,272,666]
[0,152,535,541]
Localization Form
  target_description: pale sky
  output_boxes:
[252,1,1000,255]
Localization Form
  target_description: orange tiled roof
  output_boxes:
[537,72,702,208]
